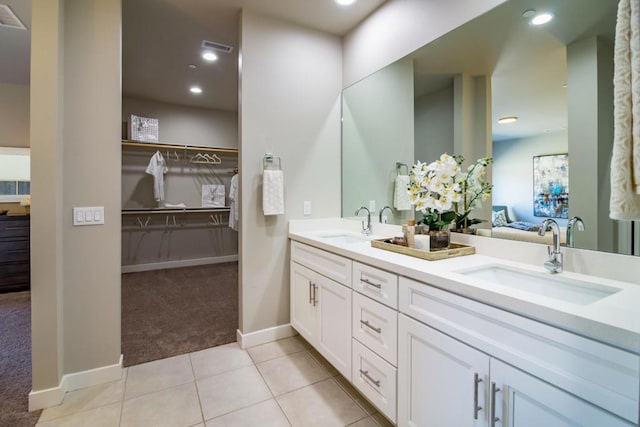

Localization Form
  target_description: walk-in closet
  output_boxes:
[121,0,240,366]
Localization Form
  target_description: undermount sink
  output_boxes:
[317,233,371,245]
[456,265,621,305]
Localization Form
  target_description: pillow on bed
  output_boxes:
[492,210,508,227]
[506,221,540,232]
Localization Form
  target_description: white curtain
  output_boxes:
[610,0,640,220]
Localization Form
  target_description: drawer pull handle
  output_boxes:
[361,277,381,290]
[308,281,313,304]
[312,283,318,306]
[490,382,501,427]
[473,373,483,420]
[6,226,29,230]
[7,249,28,254]
[359,369,380,387]
[360,319,382,334]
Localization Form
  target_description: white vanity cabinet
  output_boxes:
[290,242,352,379]
[398,277,639,426]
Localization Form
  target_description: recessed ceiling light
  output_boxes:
[188,64,197,69]
[561,83,568,88]
[201,51,218,62]
[497,116,518,124]
[189,86,203,94]
[530,12,553,26]
[522,9,536,19]
[335,0,356,6]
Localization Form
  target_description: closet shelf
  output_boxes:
[122,140,238,154]
[122,207,230,215]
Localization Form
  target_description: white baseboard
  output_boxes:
[29,355,123,411]
[236,324,295,349]
[121,255,238,273]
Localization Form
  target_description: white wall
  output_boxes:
[0,83,29,148]
[342,0,508,87]
[414,85,454,163]
[342,57,414,224]
[239,12,342,333]
[493,131,568,226]
[122,96,237,149]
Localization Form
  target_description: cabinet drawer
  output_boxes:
[291,241,351,286]
[0,220,30,238]
[399,277,640,423]
[352,339,397,423]
[0,262,30,286]
[352,292,398,366]
[0,240,30,263]
[352,262,397,309]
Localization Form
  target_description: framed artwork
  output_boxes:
[533,154,568,218]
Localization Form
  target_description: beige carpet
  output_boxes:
[0,291,41,427]
[121,262,238,367]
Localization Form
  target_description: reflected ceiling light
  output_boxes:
[189,86,203,94]
[497,116,518,124]
[201,51,218,62]
[335,0,356,5]
[530,12,553,25]
[188,64,197,69]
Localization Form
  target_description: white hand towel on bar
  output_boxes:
[394,174,411,211]
[610,0,640,220]
[263,169,285,215]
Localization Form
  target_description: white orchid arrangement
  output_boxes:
[408,153,492,230]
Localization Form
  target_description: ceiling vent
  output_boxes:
[0,4,26,30]
[201,40,234,54]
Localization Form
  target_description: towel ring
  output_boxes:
[396,162,409,176]
[263,153,282,170]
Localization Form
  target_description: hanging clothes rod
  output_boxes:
[122,140,238,154]
[122,207,230,215]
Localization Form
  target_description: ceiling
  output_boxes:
[123,0,386,111]
[1,0,387,110]
[0,0,30,85]
[410,0,617,141]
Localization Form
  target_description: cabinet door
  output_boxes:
[398,314,490,427]
[491,359,634,427]
[290,262,317,343]
[316,275,352,380]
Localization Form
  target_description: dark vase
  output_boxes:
[429,229,450,250]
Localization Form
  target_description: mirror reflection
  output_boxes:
[341,0,639,256]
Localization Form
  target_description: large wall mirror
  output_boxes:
[342,0,640,256]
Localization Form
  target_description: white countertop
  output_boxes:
[289,219,640,355]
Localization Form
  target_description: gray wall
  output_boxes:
[122,96,238,149]
[414,85,454,164]
[493,131,569,226]
[342,57,415,224]
[239,12,342,334]
[0,83,29,148]
[342,0,508,87]
[31,0,121,390]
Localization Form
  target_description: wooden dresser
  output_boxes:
[0,215,30,293]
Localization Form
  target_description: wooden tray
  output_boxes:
[370,239,475,261]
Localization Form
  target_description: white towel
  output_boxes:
[394,174,411,211]
[610,0,640,220]
[145,151,168,202]
[229,174,238,231]
[263,170,285,215]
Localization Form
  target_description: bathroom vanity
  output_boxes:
[289,219,640,426]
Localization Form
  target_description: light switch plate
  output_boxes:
[303,201,311,216]
[73,207,105,226]
[369,200,376,211]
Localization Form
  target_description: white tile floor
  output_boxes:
[36,336,394,427]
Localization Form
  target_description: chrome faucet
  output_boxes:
[538,219,563,273]
[379,206,393,224]
[566,216,585,248]
[355,206,371,235]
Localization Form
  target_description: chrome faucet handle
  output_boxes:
[566,216,585,248]
[378,206,393,224]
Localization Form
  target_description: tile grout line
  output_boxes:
[118,367,129,426]
[188,352,207,426]
[251,349,294,427]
